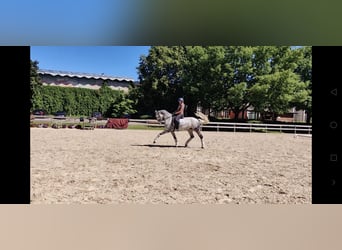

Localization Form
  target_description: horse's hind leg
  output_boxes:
[185,129,195,147]
[194,128,205,148]
[171,131,178,146]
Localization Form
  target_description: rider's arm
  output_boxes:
[174,105,181,115]
[177,103,185,114]
[180,103,185,114]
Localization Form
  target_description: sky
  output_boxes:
[30,46,151,81]
[0,0,142,44]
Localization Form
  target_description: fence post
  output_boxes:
[234,124,236,133]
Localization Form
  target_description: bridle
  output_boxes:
[156,111,172,123]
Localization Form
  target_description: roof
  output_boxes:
[38,69,135,82]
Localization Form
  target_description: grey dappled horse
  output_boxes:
[153,110,209,148]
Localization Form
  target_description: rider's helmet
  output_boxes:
[178,97,184,102]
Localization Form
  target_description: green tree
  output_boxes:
[135,46,312,122]
[182,46,228,116]
[293,46,312,123]
[98,81,117,115]
[248,46,311,121]
[110,92,136,118]
[223,46,255,120]
[248,83,269,115]
[136,46,186,116]
[256,70,303,120]
[30,60,44,111]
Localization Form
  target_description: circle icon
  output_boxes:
[330,121,338,129]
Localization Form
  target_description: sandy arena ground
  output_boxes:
[31,128,312,204]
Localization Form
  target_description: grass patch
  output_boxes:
[128,124,163,130]
[247,120,263,124]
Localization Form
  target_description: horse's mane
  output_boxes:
[158,110,171,116]
[159,109,170,114]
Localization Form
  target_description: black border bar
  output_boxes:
[0,46,30,204]
[312,46,342,204]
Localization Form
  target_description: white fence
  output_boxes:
[129,119,312,134]
[32,116,312,134]
[202,122,312,134]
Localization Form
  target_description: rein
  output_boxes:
[163,113,172,120]
[158,110,172,121]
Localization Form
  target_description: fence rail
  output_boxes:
[129,119,312,134]
[32,117,312,134]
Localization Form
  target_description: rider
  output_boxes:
[173,97,185,130]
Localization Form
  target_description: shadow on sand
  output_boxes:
[131,144,186,148]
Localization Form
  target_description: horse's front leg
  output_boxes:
[153,130,169,144]
[171,131,178,147]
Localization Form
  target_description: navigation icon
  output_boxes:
[331,88,338,96]
[330,121,338,129]
[331,179,336,186]
[330,154,338,162]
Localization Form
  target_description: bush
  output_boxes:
[140,114,152,119]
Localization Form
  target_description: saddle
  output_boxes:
[172,117,184,130]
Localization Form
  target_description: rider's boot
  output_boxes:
[174,121,179,130]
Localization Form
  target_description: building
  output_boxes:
[197,104,307,123]
[247,107,307,123]
[38,69,135,92]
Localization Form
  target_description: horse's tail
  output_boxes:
[195,111,209,124]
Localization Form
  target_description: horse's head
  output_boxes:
[155,110,164,123]
[155,110,171,123]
